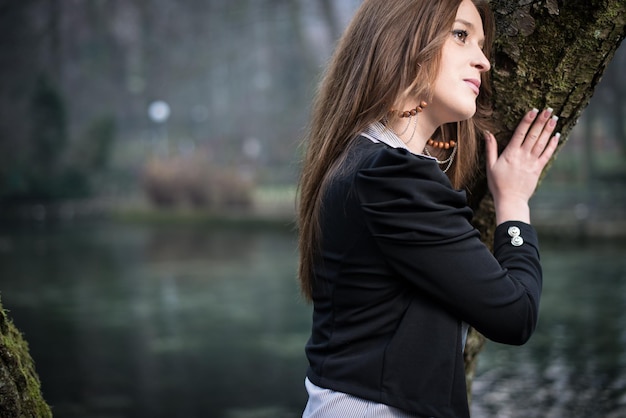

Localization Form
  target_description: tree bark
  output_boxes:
[0,297,52,417]
[464,0,626,401]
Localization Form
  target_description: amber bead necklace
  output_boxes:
[390,100,457,173]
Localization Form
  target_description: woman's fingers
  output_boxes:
[485,107,561,188]
[486,107,561,171]
[509,108,557,151]
[530,114,559,157]
[521,108,555,150]
[538,133,561,166]
[508,108,540,147]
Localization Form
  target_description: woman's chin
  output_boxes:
[444,107,477,124]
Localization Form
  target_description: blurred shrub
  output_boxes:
[75,116,116,171]
[141,155,254,210]
[0,76,115,203]
[141,158,183,208]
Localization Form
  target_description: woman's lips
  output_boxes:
[464,79,481,95]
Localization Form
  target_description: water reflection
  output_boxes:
[0,222,309,418]
[472,239,626,417]
[1,223,625,417]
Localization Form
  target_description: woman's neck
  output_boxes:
[387,112,437,155]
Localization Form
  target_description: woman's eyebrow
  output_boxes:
[454,19,475,29]
[454,18,485,47]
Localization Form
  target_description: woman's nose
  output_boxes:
[474,48,491,72]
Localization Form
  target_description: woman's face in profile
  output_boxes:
[429,0,491,125]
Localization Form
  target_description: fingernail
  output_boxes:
[531,108,539,115]
[544,108,554,118]
[549,115,559,127]
[484,130,491,140]
[555,132,561,140]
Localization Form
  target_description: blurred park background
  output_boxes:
[0,1,625,417]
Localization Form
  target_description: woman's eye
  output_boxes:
[452,29,469,43]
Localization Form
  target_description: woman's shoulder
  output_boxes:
[351,136,468,210]
[350,136,452,185]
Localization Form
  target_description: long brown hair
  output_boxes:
[297,0,495,300]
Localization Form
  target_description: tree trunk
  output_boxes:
[0,297,52,417]
[464,0,626,400]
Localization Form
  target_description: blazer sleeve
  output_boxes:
[355,147,542,345]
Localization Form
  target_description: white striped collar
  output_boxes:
[361,122,435,160]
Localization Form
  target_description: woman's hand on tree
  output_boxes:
[485,108,560,225]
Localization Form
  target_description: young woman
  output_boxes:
[297,0,559,417]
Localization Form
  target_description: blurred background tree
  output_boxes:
[0,0,623,216]
[0,0,363,213]
[0,0,115,203]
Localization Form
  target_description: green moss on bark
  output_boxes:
[490,0,626,141]
[0,297,52,418]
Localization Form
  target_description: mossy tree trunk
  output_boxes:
[0,297,52,417]
[464,0,626,401]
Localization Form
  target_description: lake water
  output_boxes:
[1,222,625,418]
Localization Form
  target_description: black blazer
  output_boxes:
[305,137,542,418]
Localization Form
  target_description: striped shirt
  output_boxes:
[303,377,427,418]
